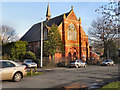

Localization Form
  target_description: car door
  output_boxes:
[78,60,82,67]
[110,60,113,64]
[76,60,80,66]
[2,61,16,80]
[80,60,84,66]
[111,60,114,64]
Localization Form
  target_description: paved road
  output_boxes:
[2,65,119,88]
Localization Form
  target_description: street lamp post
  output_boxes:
[40,18,43,68]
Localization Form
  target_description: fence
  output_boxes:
[42,57,71,67]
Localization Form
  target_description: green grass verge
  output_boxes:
[25,72,44,77]
[100,81,120,89]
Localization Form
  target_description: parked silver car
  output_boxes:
[0,60,27,82]
[69,60,87,68]
[23,60,37,68]
[101,59,115,66]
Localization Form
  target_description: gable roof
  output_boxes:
[67,10,78,21]
[20,11,71,42]
[90,51,100,56]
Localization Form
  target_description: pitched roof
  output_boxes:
[20,11,71,42]
[90,51,100,56]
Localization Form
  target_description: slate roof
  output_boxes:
[20,11,71,43]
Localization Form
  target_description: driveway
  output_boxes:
[1,65,119,89]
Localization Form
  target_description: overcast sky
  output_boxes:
[1,1,109,38]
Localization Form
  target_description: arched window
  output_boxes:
[68,23,77,40]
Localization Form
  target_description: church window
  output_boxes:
[68,23,77,40]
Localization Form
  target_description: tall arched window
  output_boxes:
[68,23,77,40]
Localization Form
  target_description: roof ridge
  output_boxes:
[49,11,70,20]
[35,11,71,25]
[90,51,100,56]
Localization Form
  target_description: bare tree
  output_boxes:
[0,25,18,44]
[89,17,118,55]
[89,1,120,58]
[89,17,118,44]
[95,1,119,21]
[95,1,119,39]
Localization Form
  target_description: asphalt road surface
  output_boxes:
[1,65,119,89]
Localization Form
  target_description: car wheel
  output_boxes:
[68,65,71,68]
[35,66,37,68]
[76,65,79,68]
[84,64,86,68]
[13,72,22,82]
[107,63,110,66]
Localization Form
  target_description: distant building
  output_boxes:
[89,46,100,63]
[21,4,99,62]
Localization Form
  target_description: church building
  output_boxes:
[21,4,90,62]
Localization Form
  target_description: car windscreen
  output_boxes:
[25,60,33,63]
[108,60,113,62]
[2,61,15,68]
[79,60,83,63]
[104,60,109,62]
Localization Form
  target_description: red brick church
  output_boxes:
[21,4,99,62]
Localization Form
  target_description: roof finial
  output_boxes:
[46,3,51,20]
[63,13,66,19]
[71,6,73,10]
[79,17,81,22]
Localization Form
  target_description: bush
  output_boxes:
[57,61,66,67]
[2,41,28,60]
[113,57,120,64]
[86,60,92,65]
[44,60,57,68]
[19,52,26,61]
[42,58,57,68]
[35,59,40,68]
[24,51,36,60]
[3,53,9,60]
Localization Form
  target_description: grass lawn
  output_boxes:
[100,81,120,89]
[25,72,44,77]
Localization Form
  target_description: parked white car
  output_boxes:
[0,60,27,82]
[101,59,115,66]
[69,60,87,68]
[23,60,37,68]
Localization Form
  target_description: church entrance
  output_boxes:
[68,47,78,61]
[73,52,77,61]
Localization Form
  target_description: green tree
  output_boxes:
[24,51,36,60]
[43,24,64,57]
[104,40,119,60]
[2,41,28,60]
